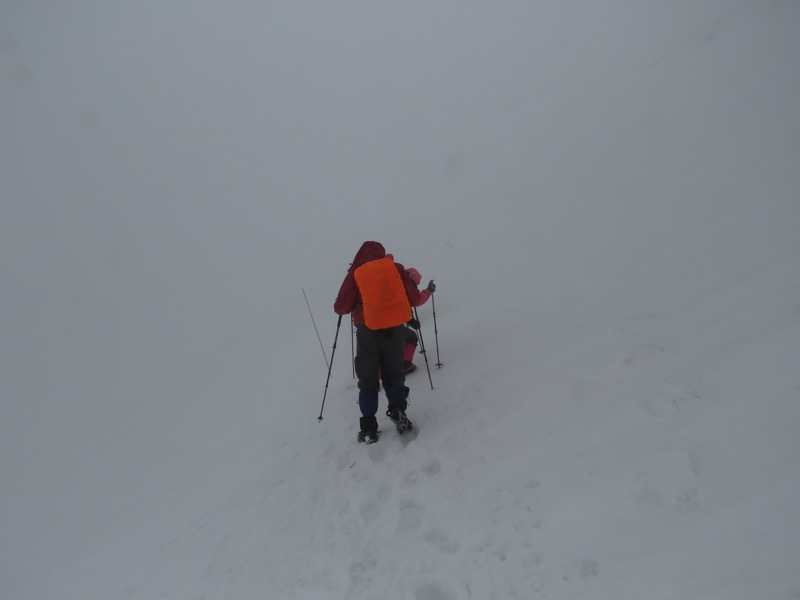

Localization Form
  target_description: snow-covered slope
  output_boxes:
[2,1,799,598]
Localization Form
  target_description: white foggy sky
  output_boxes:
[2,0,796,453]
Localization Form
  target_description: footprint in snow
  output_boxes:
[414,581,457,600]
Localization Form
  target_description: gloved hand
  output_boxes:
[426,280,436,293]
[407,318,421,330]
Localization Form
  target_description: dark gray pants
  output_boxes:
[355,325,409,413]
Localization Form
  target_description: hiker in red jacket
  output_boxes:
[334,241,435,443]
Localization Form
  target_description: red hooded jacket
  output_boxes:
[334,241,428,327]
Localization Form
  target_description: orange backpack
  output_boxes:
[354,257,412,330]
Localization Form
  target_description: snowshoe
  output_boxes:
[386,408,414,434]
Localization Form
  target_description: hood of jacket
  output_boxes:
[349,241,386,272]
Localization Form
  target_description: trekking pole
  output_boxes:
[350,317,355,378]
[413,307,434,390]
[318,314,343,421]
[431,289,442,368]
[302,288,329,370]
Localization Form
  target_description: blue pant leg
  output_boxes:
[358,388,379,417]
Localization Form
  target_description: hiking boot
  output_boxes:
[386,407,414,434]
[358,416,379,444]
[404,361,417,374]
[357,429,379,444]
